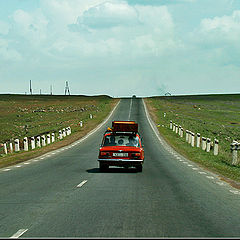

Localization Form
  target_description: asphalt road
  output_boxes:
[1,98,240,238]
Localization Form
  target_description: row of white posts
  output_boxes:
[170,121,219,155]
[2,126,71,155]
[170,120,240,166]
[231,141,240,166]
[78,114,93,127]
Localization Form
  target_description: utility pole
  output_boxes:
[64,81,70,95]
[30,80,32,95]
[50,85,53,95]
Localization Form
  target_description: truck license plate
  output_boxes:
[113,152,128,157]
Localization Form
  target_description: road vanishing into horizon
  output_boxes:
[1,98,240,238]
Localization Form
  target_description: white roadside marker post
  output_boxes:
[66,127,70,135]
[36,136,41,148]
[206,138,211,152]
[170,120,173,130]
[23,137,28,151]
[80,121,83,127]
[52,133,55,143]
[9,142,13,153]
[180,127,184,138]
[69,126,71,135]
[214,139,219,156]
[47,134,51,144]
[202,137,207,151]
[188,132,192,144]
[31,137,35,150]
[90,114,93,119]
[191,132,195,147]
[59,130,62,140]
[62,128,66,138]
[178,125,181,136]
[41,135,46,147]
[3,143,7,155]
[173,123,176,132]
[15,139,20,152]
[175,125,178,134]
[164,112,166,118]
[196,133,201,148]
[231,142,239,166]
[186,130,189,142]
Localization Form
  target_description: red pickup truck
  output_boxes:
[98,121,144,172]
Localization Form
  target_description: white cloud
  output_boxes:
[77,1,139,28]
[198,10,240,45]
[0,38,22,61]
[187,10,240,67]
[0,20,10,35]
[12,9,48,46]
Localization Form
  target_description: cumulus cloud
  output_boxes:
[199,10,240,45]
[11,9,48,46]
[0,38,22,61]
[126,0,195,6]
[0,20,10,35]
[189,10,240,67]
[75,1,140,29]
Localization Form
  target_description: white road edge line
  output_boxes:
[77,180,88,188]
[229,190,240,195]
[142,99,221,184]
[10,229,28,239]
[75,99,121,145]
[206,176,215,179]
[3,168,11,171]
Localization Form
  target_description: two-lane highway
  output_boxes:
[1,98,240,238]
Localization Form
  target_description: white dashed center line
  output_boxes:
[77,180,88,188]
[10,229,28,239]
[199,172,207,174]
[24,162,30,165]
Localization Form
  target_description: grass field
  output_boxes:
[0,94,118,168]
[145,94,240,184]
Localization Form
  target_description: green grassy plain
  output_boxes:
[0,94,118,168]
[145,94,240,183]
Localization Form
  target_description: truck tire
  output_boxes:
[99,162,109,171]
[136,165,142,172]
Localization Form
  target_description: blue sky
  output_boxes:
[0,0,239,97]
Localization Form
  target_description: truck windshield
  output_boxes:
[103,134,140,147]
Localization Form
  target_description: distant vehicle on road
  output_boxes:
[132,95,136,98]
[98,121,144,172]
